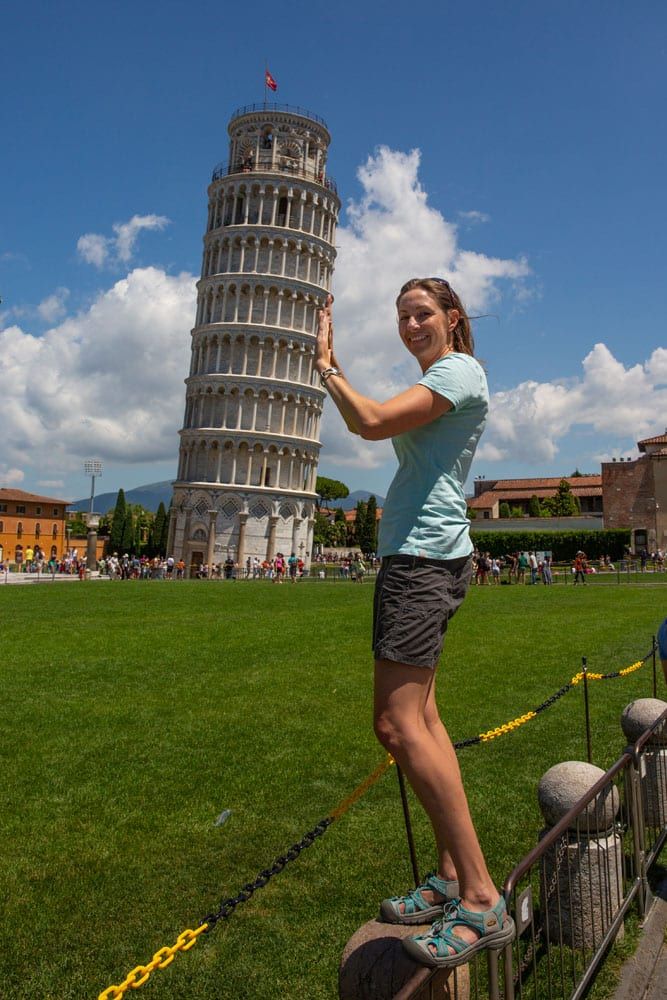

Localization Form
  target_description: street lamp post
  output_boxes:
[83,460,103,573]
[84,460,103,515]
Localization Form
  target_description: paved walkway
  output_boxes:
[613,876,667,1000]
[0,571,105,585]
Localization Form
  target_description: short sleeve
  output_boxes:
[418,354,484,410]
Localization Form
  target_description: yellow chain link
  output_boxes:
[98,925,208,1000]
[480,711,537,742]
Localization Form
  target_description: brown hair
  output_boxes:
[396,277,475,357]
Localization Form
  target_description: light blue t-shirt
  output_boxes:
[377,353,489,560]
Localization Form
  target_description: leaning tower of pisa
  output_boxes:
[168,102,340,575]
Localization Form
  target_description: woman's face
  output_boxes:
[397,288,459,372]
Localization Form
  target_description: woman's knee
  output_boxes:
[373,709,405,753]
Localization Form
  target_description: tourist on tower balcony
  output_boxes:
[316,279,514,968]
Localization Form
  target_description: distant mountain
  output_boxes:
[330,490,386,511]
[70,482,385,514]
[70,481,174,514]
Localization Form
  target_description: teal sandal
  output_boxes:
[379,873,459,925]
[402,897,515,967]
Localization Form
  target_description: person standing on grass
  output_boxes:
[315,280,514,969]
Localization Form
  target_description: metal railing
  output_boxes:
[497,708,667,1000]
[404,707,666,1000]
[211,157,338,194]
[229,102,329,128]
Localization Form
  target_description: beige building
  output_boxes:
[468,475,603,520]
[0,488,70,565]
[168,103,340,574]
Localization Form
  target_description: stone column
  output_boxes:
[339,922,469,1000]
[206,510,218,573]
[85,514,99,574]
[267,515,279,561]
[237,513,249,568]
[538,761,624,949]
[621,698,667,827]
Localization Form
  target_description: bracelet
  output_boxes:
[319,366,342,387]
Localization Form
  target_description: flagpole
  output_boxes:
[264,60,267,108]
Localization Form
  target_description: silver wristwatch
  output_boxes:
[319,366,342,387]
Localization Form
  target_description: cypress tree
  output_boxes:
[108,489,127,554]
[160,503,171,554]
[364,495,378,554]
[120,506,135,554]
[152,503,166,556]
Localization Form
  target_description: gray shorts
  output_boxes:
[372,554,472,669]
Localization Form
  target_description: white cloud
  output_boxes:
[37,480,65,489]
[37,287,70,323]
[77,233,109,268]
[0,267,196,481]
[459,210,491,225]
[478,343,667,463]
[77,214,170,269]
[0,465,25,485]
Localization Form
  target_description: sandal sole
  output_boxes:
[402,918,516,968]
[379,900,446,925]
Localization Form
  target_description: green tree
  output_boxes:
[315,476,349,510]
[108,489,128,554]
[120,506,135,554]
[499,502,511,518]
[510,506,524,518]
[329,508,348,547]
[349,500,366,546]
[160,503,171,554]
[528,494,542,517]
[549,479,581,516]
[313,511,330,547]
[358,495,378,554]
[148,502,167,556]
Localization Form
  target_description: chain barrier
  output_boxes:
[98,642,655,998]
[514,833,568,986]
[98,758,395,998]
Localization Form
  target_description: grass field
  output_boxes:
[1,579,665,999]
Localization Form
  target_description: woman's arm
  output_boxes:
[315,297,452,441]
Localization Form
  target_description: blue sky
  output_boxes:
[2,0,666,503]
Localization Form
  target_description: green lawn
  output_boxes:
[1,580,664,999]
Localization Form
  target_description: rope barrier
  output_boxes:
[98,642,655,998]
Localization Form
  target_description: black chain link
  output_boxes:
[533,682,573,715]
[198,818,332,932]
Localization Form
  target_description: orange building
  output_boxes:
[0,488,70,566]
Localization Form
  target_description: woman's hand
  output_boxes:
[316,294,335,374]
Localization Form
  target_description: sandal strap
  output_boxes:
[417,897,508,956]
[387,872,458,916]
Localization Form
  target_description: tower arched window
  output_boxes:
[277,197,288,227]
[234,197,245,224]
[17,522,23,538]
[52,524,59,538]
[35,523,41,538]
[261,128,273,150]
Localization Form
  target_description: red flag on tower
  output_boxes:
[265,69,278,92]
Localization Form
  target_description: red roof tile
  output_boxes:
[0,487,70,504]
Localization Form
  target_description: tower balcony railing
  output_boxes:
[230,102,328,128]
[211,157,338,195]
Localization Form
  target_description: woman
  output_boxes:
[315,279,514,968]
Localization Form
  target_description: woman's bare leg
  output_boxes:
[375,659,499,946]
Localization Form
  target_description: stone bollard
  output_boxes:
[339,919,469,1000]
[538,761,623,949]
[621,698,667,828]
